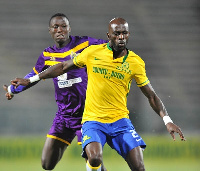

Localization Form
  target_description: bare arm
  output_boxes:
[140,83,167,118]
[39,59,76,79]
[11,59,77,87]
[140,83,185,141]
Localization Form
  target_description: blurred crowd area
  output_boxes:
[1,0,200,135]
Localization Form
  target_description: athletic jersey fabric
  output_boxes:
[73,43,149,123]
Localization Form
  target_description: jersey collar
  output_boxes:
[107,43,129,63]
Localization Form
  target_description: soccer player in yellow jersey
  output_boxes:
[11,17,185,171]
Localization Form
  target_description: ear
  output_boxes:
[68,26,71,33]
[48,27,51,34]
[107,32,110,39]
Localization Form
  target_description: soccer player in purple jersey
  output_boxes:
[3,13,108,171]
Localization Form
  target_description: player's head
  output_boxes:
[49,13,70,26]
[107,17,130,51]
[49,13,71,47]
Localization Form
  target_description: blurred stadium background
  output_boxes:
[0,0,200,170]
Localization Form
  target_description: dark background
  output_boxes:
[1,0,199,136]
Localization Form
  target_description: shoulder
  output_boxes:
[70,35,92,47]
[43,46,55,52]
[128,50,145,65]
[71,35,87,40]
[70,35,91,42]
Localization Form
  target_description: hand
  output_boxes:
[11,78,30,88]
[3,85,14,100]
[166,122,186,141]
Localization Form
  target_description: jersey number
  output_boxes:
[130,130,139,138]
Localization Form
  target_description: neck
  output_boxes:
[108,43,127,59]
[56,37,71,48]
[113,48,127,59]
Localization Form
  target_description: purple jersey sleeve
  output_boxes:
[9,70,39,94]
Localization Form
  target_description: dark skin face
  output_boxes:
[107,18,130,59]
[49,16,71,48]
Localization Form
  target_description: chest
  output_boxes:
[87,53,133,85]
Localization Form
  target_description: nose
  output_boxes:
[57,26,62,32]
[119,33,124,39]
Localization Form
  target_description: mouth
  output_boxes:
[56,34,64,38]
[118,42,125,47]
[119,40,125,44]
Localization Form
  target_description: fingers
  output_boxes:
[170,128,186,141]
[6,93,13,100]
[3,85,8,92]
[11,78,20,88]
[13,83,20,88]
[10,78,30,87]
[11,80,18,86]
[170,131,176,141]
[3,85,14,100]
[173,127,186,141]
[167,123,186,141]
[177,130,186,141]
[14,83,19,88]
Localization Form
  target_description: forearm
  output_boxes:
[140,83,168,118]
[140,84,173,125]
[149,94,174,125]
[23,63,65,84]
[8,70,39,94]
[11,60,76,87]
[8,81,39,94]
[39,63,65,79]
[30,60,76,83]
[148,94,168,118]
[140,85,184,140]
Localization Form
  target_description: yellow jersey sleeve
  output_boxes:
[129,53,149,87]
[73,46,90,68]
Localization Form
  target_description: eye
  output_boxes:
[113,32,119,36]
[52,25,58,29]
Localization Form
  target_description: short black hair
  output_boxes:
[49,13,70,26]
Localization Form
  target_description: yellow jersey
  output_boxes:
[73,43,149,123]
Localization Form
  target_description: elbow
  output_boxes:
[62,60,75,72]
[62,62,69,72]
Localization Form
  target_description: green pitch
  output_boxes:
[0,156,199,171]
[0,135,199,171]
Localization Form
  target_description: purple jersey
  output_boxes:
[10,36,108,130]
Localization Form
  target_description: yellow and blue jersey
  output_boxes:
[73,43,149,124]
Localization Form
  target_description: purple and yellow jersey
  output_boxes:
[10,36,108,118]
[73,43,149,123]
